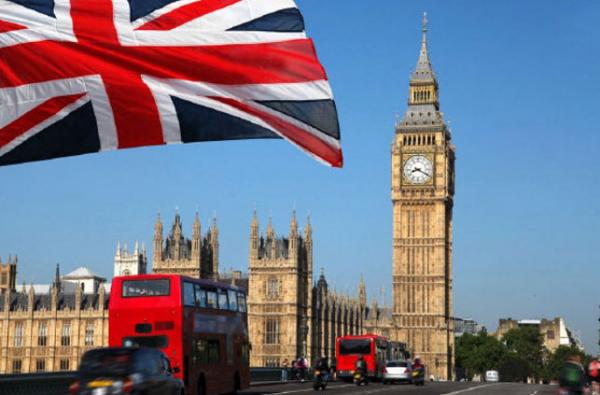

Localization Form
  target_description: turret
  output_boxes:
[99,282,106,310]
[27,284,34,312]
[250,210,259,259]
[210,215,219,277]
[53,263,61,291]
[172,210,183,259]
[267,217,276,257]
[288,210,298,253]
[75,282,82,311]
[359,274,367,307]
[192,211,201,261]
[317,267,328,300]
[153,213,163,264]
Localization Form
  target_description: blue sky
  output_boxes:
[1,1,599,353]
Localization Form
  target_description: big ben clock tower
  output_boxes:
[392,13,455,380]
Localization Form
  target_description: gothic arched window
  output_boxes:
[266,277,279,300]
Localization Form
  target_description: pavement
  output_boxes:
[241,381,558,395]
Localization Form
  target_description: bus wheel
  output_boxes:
[234,372,241,393]
[197,376,206,395]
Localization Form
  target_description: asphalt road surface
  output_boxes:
[241,381,557,395]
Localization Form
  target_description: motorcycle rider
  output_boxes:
[355,355,368,383]
[412,356,425,385]
[559,354,587,394]
[315,355,330,381]
[588,359,600,395]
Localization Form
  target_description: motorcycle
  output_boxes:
[312,369,328,391]
[353,370,368,386]
[557,386,592,395]
[411,367,425,386]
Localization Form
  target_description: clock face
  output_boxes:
[403,155,433,184]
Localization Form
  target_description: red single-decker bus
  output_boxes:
[335,334,389,381]
[109,274,250,395]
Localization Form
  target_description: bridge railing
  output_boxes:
[0,368,286,394]
[0,372,77,395]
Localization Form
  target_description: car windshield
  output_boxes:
[339,339,371,355]
[79,350,133,377]
[387,361,408,367]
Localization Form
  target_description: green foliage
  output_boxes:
[455,327,593,383]
[455,333,507,379]
[498,352,530,382]
[502,326,545,380]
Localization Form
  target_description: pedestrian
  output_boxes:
[298,355,308,383]
[331,356,337,381]
[281,358,289,382]
[291,357,298,380]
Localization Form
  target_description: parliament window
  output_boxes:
[38,321,48,346]
[36,359,45,372]
[14,322,23,347]
[264,357,280,368]
[12,360,22,373]
[265,318,280,344]
[266,277,279,299]
[60,359,70,371]
[61,322,71,346]
[85,323,94,346]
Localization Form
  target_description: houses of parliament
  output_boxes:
[0,15,455,379]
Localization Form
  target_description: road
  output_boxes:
[241,381,557,395]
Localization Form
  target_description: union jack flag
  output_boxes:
[0,0,342,167]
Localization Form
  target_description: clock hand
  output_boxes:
[415,169,431,177]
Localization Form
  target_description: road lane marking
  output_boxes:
[271,384,354,394]
[441,384,502,395]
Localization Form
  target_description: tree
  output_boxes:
[502,326,545,381]
[499,352,530,382]
[456,332,508,380]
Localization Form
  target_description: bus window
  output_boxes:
[123,335,168,348]
[122,279,170,297]
[192,339,220,364]
[217,289,228,310]
[237,292,247,313]
[206,289,217,309]
[194,284,206,308]
[183,282,195,307]
[228,290,238,311]
[339,339,371,355]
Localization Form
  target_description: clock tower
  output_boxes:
[391,13,455,380]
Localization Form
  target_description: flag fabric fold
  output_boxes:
[0,0,343,167]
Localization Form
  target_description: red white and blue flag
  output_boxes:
[0,0,342,167]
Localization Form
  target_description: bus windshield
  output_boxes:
[339,339,371,355]
[122,279,170,297]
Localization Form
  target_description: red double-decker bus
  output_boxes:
[335,334,389,381]
[109,274,250,395]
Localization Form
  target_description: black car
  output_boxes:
[70,347,184,395]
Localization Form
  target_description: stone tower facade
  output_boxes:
[391,14,456,379]
[0,255,17,295]
[152,211,219,279]
[113,241,147,277]
[247,211,313,367]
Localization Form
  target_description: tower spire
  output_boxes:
[412,11,435,82]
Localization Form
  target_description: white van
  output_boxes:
[485,370,499,382]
